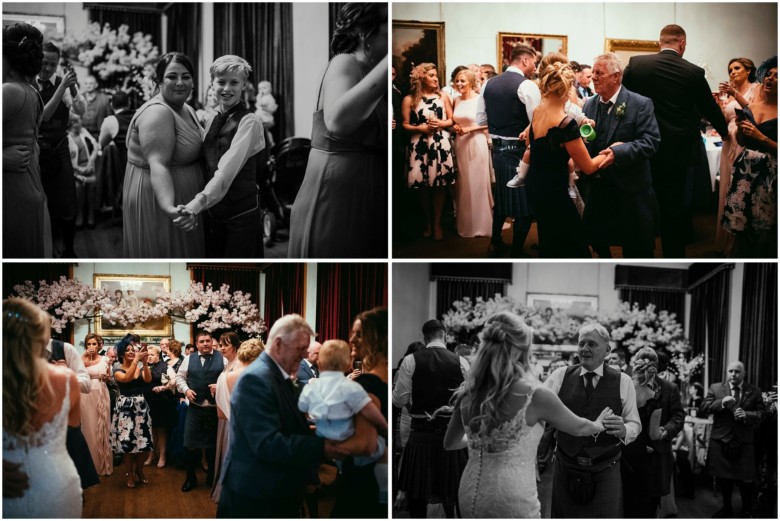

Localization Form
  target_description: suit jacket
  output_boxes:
[220,351,324,514]
[582,87,660,194]
[296,359,317,387]
[622,50,728,150]
[647,376,686,456]
[701,381,765,445]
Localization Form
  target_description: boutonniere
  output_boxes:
[615,102,627,119]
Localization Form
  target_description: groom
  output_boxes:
[582,52,661,258]
[545,323,641,517]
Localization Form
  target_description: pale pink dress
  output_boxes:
[81,356,113,475]
[715,83,759,253]
[453,95,493,237]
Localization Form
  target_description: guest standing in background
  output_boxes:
[2,23,52,258]
[451,69,493,238]
[289,3,388,258]
[98,91,136,212]
[403,62,456,242]
[143,346,176,468]
[80,333,113,476]
[67,113,99,231]
[123,52,204,257]
[80,75,113,139]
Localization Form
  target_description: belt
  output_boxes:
[491,137,522,147]
[557,447,621,471]
[411,416,451,431]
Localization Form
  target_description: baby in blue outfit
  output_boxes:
[298,339,387,464]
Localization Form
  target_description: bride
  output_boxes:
[444,312,611,518]
[3,298,83,517]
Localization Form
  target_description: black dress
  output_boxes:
[332,373,387,519]
[144,360,176,430]
[526,116,591,258]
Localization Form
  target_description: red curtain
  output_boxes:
[188,264,261,302]
[263,263,306,331]
[316,263,388,342]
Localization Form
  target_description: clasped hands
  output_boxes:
[595,407,626,438]
[168,205,198,231]
[722,395,747,421]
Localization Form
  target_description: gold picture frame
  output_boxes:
[94,274,172,337]
[605,38,660,66]
[392,20,446,95]
[497,32,568,70]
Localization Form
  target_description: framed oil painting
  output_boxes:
[94,274,171,336]
[2,13,65,40]
[392,20,445,96]
[497,32,567,71]
[526,293,598,317]
[605,38,660,66]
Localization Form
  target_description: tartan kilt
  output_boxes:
[398,430,467,504]
[492,142,531,218]
[707,438,756,481]
[551,454,623,518]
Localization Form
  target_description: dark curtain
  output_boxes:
[188,265,261,301]
[316,264,388,343]
[87,5,161,47]
[688,267,732,384]
[436,279,507,319]
[328,3,346,58]
[165,3,200,84]
[263,264,306,333]
[3,263,75,342]
[739,264,777,391]
[214,3,294,142]
[618,288,686,324]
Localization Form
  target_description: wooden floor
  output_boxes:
[393,207,726,259]
[71,211,289,258]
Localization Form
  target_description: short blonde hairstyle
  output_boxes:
[238,338,264,363]
[319,339,351,371]
[210,55,252,81]
[538,61,575,100]
[455,69,478,93]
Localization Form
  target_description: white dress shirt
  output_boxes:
[187,109,266,216]
[476,66,542,136]
[45,339,90,394]
[36,75,86,115]
[598,85,623,116]
[392,341,470,410]
[545,363,641,444]
[175,351,227,396]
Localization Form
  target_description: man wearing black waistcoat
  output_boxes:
[545,323,641,517]
[176,331,225,492]
[477,43,541,257]
[36,42,85,258]
[622,24,728,258]
[393,319,469,518]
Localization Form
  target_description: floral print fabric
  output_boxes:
[110,395,153,454]
[722,142,777,243]
[407,96,456,188]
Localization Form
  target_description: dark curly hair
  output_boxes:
[154,52,195,87]
[331,3,386,57]
[3,23,44,78]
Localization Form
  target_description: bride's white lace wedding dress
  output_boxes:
[3,377,83,518]
[459,380,544,518]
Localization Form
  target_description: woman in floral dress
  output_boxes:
[110,340,153,488]
[402,63,455,240]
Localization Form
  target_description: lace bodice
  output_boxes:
[459,379,544,518]
[3,376,82,517]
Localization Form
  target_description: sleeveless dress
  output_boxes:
[288,56,387,258]
[3,81,52,258]
[526,117,591,258]
[81,357,113,475]
[452,96,493,237]
[459,380,544,518]
[123,94,205,257]
[211,365,236,503]
[111,369,154,454]
[407,96,456,188]
[3,376,82,518]
[721,117,777,253]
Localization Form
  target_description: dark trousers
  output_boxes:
[205,207,263,258]
[408,498,456,519]
[719,478,754,512]
[217,485,301,518]
[185,447,216,481]
[650,144,690,258]
[39,140,77,256]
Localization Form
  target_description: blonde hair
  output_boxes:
[319,339,351,371]
[3,298,52,436]
[539,61,575,100]
[409,62,437,109]
[455,69,478,93]
[238,338,264,363]
[539,52,569,73]
[210,54,252,81]
[452,312,533,433]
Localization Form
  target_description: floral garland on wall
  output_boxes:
[12,278,265,337]
[54,22,159,103]
[442,294,691,358]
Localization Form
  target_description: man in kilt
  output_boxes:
[476,43,540,257]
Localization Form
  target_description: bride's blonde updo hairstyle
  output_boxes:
[3,298,52,436]
[452,311,533,432]
[409,62,437,108]
[539,61,575,100]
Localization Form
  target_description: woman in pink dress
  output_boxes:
[451,69,493,237]
[80,333,112,476]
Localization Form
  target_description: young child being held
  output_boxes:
[298,339,387,464]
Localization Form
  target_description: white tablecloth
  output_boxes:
[703,134,723,191]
